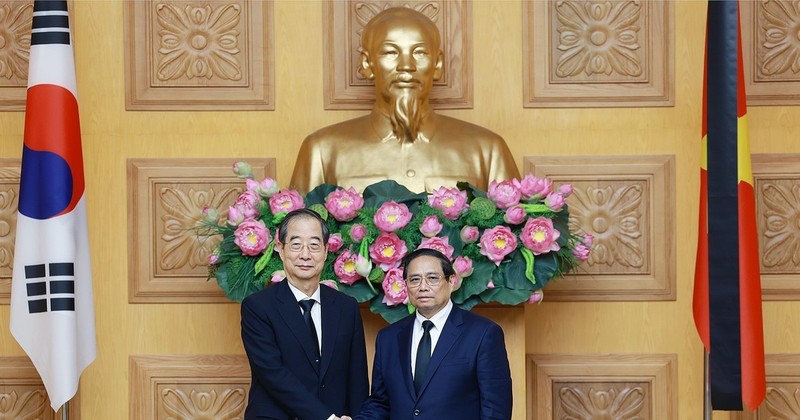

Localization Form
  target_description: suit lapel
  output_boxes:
[417,306,464,397]
[275,280,320,374]
[319,286,341,380]
[397,316,416,398]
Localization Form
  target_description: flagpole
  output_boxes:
[61,401,69,420]
[704,351,711,420]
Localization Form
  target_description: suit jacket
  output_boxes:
[241,279,369,419]
[356,305,512,420]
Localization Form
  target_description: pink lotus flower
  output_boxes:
[503,205,527,225]
[355,254,372,277]
[460,226,480,243]
[246,177,279,197]
[572,242,590,262]
[544,192,566,211]
[527,290,544,304]
[381,267,408,306]
[479,226,518,265]
[269,189,305,214]
[227,206,244,225]
[513,174,552,201]
[452,276,462,291]
[453,256,473,278]
[202,206,220,224]
[325,188,364,221]
[572,233,593,262]
[233,190,261,220]
[417,236,454,259]
[374,201,413,232]
[487,180,521,210]
[334,250,363,285]
[583,233,595,247]
[349,224,367,242]
[369,232,408,270]
[428,187,469,220]
[487,280,496,289]
[207,252,219,265]
[232,161,253,179]
[321,280,339,290]
[270,270,285,283]
[558,183,573,198]
[327,233,344,252]
[419,215,443,237]
[234,220,271,256]
[520,217,561,255]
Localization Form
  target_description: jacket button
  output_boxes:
[414,409,420,415]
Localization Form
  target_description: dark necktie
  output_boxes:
[414,320,434,394]
[299,299,320,360]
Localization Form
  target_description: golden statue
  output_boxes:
[290,7,519,194]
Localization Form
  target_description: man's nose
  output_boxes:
[397,51,416,72]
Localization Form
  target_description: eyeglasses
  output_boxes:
[405,274,445,288]
[286,241,324,253]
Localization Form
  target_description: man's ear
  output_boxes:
[433,50,444,81]
[359,52,374,80]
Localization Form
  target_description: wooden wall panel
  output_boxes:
[323,0,472,109]
[524,155,675,301]
[523,0,674,108]
[130,354,249,419]
[753,154,800,300]
[527,353,677,419]
[731,354,800,419]
[0,356,79,419]
[127,158,275,303]
[0,159,19,304]
[0,1,32,111]
[742,1,800,106]
[123,0,275,110]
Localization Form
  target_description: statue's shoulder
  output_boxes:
[302,115,373,145]
[434,114,505,143]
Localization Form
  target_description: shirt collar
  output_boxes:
[415,300,453,331]
[287,281,321,304]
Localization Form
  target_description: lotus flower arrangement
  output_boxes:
[201,162,592,323]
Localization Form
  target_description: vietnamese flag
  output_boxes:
[693,0,765,411]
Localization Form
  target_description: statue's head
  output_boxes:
[359,7,444,140]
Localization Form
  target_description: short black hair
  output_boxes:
[277,208,330,244]
[401,248,455,278]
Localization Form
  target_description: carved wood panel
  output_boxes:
[741,1,800,105]
[123,0,274,110]
[0,1,32,110]
[130,354,250,419]
[523,0,674,108]
[0,356,79,418]
[323,0,472,109]
[527,353,677,419]
[127,158,275,303]
[731,354,800,419]
[0,159,20,304]
[753,154,800,300]
[524,155,675,301]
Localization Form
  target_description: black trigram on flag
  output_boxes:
[24,262,75,314]
[31,0,70,46]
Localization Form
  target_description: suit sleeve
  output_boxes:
[346,304,369,414]
[354,331,391,420]
[477,323,513,420]
[241,296,332,420]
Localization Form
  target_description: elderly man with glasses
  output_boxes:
[240,208,369,420]
[353,248,513,420]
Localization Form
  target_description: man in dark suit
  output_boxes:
[241,208,369,419]
[355,248,513,420]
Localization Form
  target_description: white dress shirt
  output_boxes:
[287,282,322,354]
[410,300,453,379]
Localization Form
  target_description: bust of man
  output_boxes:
[290,7,519,194]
